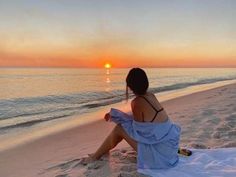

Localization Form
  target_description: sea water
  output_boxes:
[0,68,236,150]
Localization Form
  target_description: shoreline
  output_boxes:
[0,81,236,176]
[0,79,235,152]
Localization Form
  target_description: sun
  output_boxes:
[104,63,112,69]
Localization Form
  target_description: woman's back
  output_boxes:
[131,92,168,123]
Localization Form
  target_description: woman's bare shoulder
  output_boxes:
[132,96,146,107]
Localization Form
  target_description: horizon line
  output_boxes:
[1,66,236,69]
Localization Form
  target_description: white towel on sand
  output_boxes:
[138,148,236,177]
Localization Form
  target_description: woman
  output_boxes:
[82,68,181,170]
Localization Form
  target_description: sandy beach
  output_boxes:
[1,0,236,176]
[0,82,236,177]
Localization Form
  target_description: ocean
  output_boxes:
[0,68,236,149]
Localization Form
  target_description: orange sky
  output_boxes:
[0,1,235,68]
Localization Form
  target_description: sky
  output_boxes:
[0,0,235,68]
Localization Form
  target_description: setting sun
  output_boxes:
[104,63,112,69]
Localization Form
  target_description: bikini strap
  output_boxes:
[139,96,160,112]
[139,96,164,122]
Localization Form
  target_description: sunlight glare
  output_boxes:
[104,63,112,69]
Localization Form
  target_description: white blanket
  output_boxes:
[138,148,236,177]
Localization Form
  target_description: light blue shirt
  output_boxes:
[110,108,181,169]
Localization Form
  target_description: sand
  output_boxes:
[0,82,236,177]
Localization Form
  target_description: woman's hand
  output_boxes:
[104,113,111,122]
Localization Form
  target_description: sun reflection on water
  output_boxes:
[105,68,111,91]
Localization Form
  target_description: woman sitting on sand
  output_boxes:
[82,68,181,170]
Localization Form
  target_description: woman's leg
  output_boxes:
[92,124,137,160]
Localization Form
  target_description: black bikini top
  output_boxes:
[139,96,164,122]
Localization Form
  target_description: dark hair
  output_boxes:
[126,68,149,99]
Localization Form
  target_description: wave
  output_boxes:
[150,77,235,93]
[0,114,74,132]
